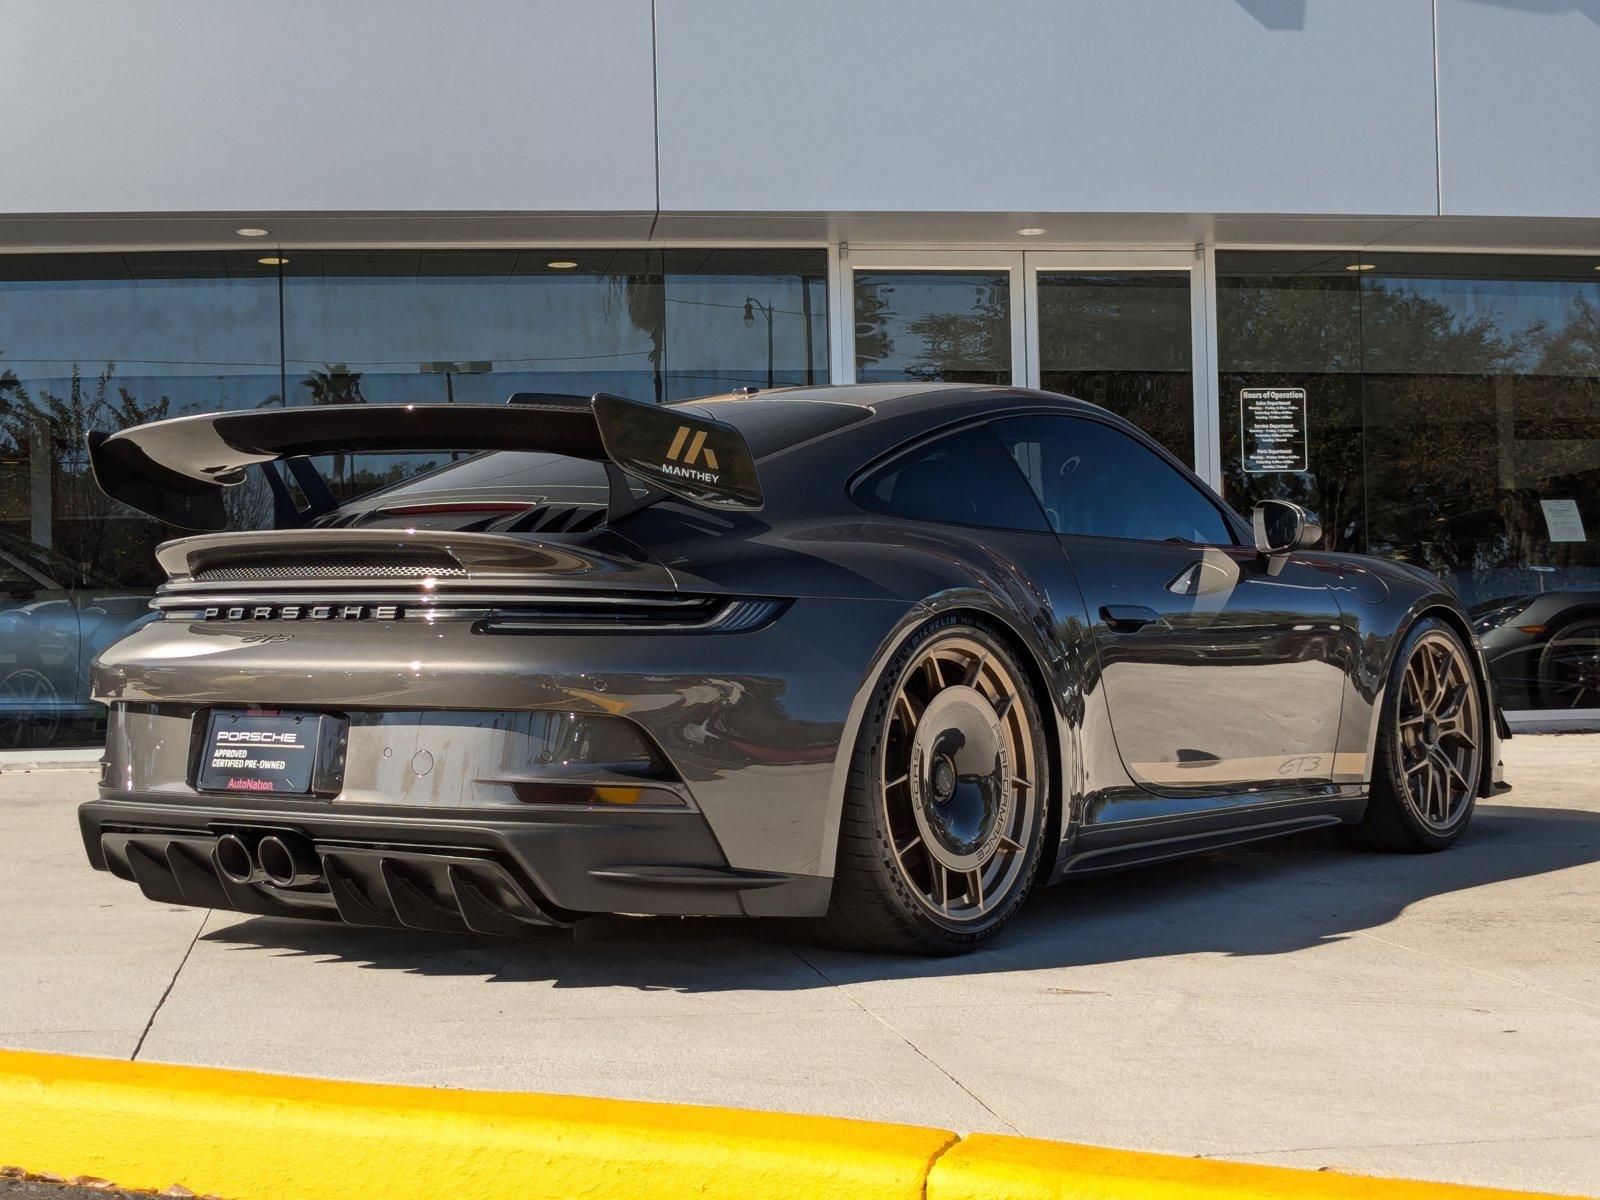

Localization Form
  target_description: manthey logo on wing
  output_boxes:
[592,392,764,510]
[661,424,721,484]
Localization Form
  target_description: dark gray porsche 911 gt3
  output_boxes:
[79,384,1506,955]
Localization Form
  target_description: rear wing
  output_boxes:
[87,394,763,531]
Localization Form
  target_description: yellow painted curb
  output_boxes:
[0,1049,953,1200]
[926,1134,1590,1200]
[0,1049,1590,1200]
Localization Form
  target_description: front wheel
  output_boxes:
[820,617,1049,955]
[1354,617,1484,852]
[1536,616,1600,709]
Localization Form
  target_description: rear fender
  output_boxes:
[815,587,1076,888]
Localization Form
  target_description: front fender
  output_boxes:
[1337,572,1501,796]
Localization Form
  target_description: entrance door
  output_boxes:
[844,251,1026,387]
[1026,252,1200,467]
[840,249,1209,472]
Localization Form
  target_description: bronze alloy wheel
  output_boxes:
[1396,630,1482,830]
[881,634,1039,923]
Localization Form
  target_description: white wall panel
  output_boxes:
[655,0,1439,217]
[1436,0,1600,219]
[0,0,657,214]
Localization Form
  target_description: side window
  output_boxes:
[853,426,1048,532]
[0,553,42,602]
[992,415,1234,545]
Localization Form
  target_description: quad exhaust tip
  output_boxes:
[213,833,256,884]
[213,831,323,888]
[256,834,323,889]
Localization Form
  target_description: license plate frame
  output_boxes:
[196,709,337,796]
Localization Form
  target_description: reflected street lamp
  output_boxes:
[420,359,492,404]
[742,296,775,389]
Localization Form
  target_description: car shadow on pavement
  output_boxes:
[197,801,1600,990]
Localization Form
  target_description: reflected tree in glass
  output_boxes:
[298,363,367,489]
[606,273,665,403]
[1037,274,1193,461]
[854,273,1010,385]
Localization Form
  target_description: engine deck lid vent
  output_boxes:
[191,548,465,582]
[502,504,608,535]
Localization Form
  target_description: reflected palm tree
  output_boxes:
[605,274,665,403]
[299,363,365,486]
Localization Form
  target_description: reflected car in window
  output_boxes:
[77,384,1505,955]
[1473,590,1600,711]
[0,534,156,748]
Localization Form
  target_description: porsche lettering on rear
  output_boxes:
[202,604,402,621]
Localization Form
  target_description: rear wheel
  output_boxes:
[821,617,1049,955]
[1354,617,1483,852]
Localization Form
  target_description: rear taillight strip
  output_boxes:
[153,594,788,634]
[474,598,786,635]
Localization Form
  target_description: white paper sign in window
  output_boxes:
[1540,499,1587,543]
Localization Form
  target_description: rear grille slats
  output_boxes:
[502,503,607,535]
[194,550,465,582]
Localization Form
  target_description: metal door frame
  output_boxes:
[830,245,1221,487]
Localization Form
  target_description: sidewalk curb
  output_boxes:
[925,1133,1589,1199]
[0,1050,1587,1200]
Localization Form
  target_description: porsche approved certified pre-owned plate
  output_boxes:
[198,709,329,795]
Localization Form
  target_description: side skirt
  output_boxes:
[1052,794,1367,880]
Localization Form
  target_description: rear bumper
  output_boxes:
[80,794,832,932]
[91,595,913,878]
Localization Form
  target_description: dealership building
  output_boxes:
[1,0,1597,745]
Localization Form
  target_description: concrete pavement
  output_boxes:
[3,735,1597,1195]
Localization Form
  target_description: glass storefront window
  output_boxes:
[0,247,829,746]
[1219,251,1600,712]
[282,248,828,410]
[283,249,827,500]
[853,272,1011,384]
[662,249,828,397]
[0,254,281,746]
[1036,272,1194,461]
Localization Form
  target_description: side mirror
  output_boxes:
[1252,500,1323,556]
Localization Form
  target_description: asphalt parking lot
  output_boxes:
[3,735,1597,1196]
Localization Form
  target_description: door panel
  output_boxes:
[989,412,1347,803]
[1065,537,1347,794]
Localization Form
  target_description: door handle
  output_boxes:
[1099,604,1159,632]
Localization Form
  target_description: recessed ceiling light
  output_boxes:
[1346,262,1376,271]
[258,256,288,266]
[235,227,269,238]
[546,260,578,269]
[1016,228,1047,237]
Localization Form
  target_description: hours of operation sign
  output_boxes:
[1240,387,1309,473]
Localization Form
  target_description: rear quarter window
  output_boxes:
[852,425,1048,532]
